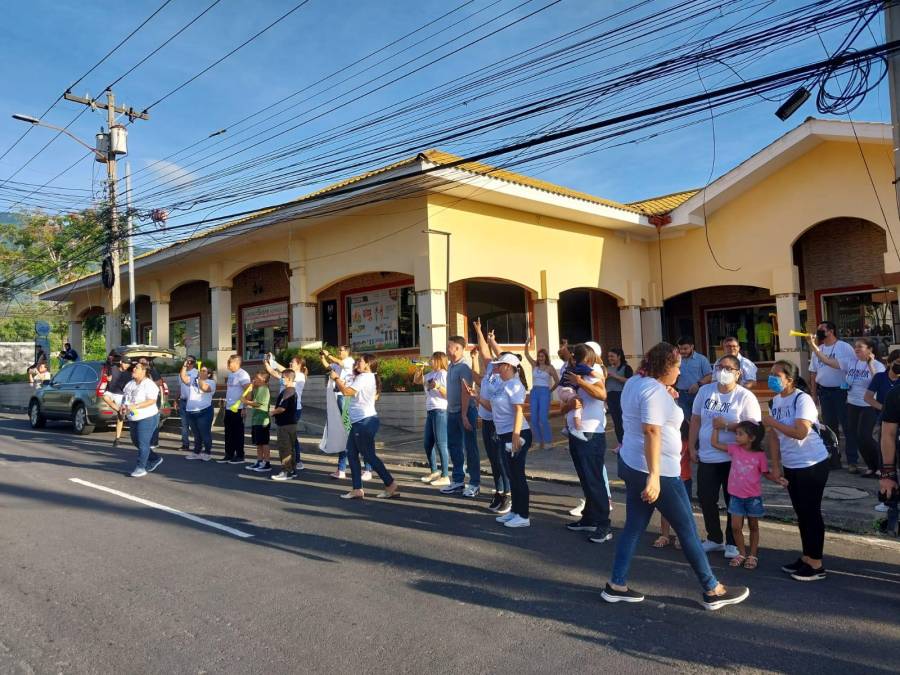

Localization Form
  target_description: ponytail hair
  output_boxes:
[360,353,381,395]
[499,350,528,388]
[735,420,765,452]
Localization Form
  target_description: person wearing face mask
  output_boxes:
[689,354,762,559]
[806,322,856,470]
[842,338,885,476]
[864,349,900,478]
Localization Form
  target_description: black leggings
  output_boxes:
[697,461,734,546]
[848,404,880,472]
[784,459,830,560]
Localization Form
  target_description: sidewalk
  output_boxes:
[158,405,892,537]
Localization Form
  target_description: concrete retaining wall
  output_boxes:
[0,343,34,375]
[0,383,36,410]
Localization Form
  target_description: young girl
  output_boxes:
[243,370,271,472]
[413,352,450,485]
[711,418,787,569]
[654,422,692,550]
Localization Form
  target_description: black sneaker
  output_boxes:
[566,520,597,532]
[146,457,164,473]
[496,495,512,514]
[790,564,826,582]
[487,493,503,511]
[216,457,233,464]
[601,583,644,604]
[589,528,613,544]
[246,461,261,471]
[702,586,750,611]
[781,558,804,574]
[227,458,245,465]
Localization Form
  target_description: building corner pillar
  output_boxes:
[150,299,170,348]
[640,306,663,349]
[209,285,233,380]
[619,305,643,369]
[416,289,447,357]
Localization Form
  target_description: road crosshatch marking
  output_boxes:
[68,477,254,539]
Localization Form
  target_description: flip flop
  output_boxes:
[652,535,671,548]
[744,555,758,570]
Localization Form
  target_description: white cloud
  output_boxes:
[144,159,198,188]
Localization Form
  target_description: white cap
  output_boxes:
[585,341,602,358]
[492,353,521,368]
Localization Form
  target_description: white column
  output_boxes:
[105,311,120,352]
[619,305,643,369]
[151,300,170,348]
[640,307,662,349]
[68,320,83,357]
[209,286,233,378]
[417,289,447,357]
[533,298,560,354]
[775,292,804,374]
[290,302,319,348]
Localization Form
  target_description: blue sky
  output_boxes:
[0,0,891,240]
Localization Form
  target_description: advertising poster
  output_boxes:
[347,287,400,350]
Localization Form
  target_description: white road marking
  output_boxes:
[68,478,253,539]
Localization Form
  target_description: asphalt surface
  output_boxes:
[1,413,899,674]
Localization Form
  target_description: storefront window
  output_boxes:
[466,281,528,344]
[346,285,418,351]
[705,304,779,362]
[822,290,898,357]
[242,301,289,361]
[170,316,201,359]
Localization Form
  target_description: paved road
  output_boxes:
[1,414,898,674]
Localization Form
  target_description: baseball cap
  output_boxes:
[492,353,521,368]
[585,341,602,358]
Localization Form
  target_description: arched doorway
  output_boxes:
[558,288,621,349]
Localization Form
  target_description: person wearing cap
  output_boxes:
[102,355,132,448]
[177,356,199,451]
[476,353,533,528]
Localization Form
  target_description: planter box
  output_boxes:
[0,383,37,410]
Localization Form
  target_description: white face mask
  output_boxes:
[716,368,736,386]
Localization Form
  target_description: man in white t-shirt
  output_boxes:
[220,354,251,465]
[807,321,855,467]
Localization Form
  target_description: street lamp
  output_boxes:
[11,112,138,344]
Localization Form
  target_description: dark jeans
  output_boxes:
[568,432,611,529]
[607,391,624,444]
[336,394,369,472]
[482,419,510,493]
[178,398,191,448]
[347,416,393,490]
[612,456,718,592]
[130,414,161,470]
[818,386,852,464]
[784,459,829,560]
[849,404,879,472]
[697,460,734,546]
[448,406,480,486]
[499,429,532,518]
[424,409,450,476]
[293,407,303,464]
[224,409,245,461]
[187,405,214,455]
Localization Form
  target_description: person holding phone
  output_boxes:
[184,365,217,461]
[177,356,199,451]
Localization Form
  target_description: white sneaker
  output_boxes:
[724,545,740,559]
[130,467,148,478]
[463,484,480,498]
[295,461,305,471]
[496,512,517,523]
[361,470,373,481]
[504,515,530,528]
[185,452,202,460]
[330,470,346,479]
[440,481,466,494]
[570,429,588,441]
[875,502,889,512]
[200,454,212,462]
[701,540,726,553]
[569,499,586,517]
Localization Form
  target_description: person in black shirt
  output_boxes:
[878,386,900,534]
[103,358,132,447]
[58,343,79,363]
[271,369,298,481]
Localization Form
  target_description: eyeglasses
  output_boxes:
[715,365,739,373]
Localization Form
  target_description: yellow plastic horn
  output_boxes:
[789,329,811,338]
[229,384,253,412]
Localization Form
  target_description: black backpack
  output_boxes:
[768,391,839,463]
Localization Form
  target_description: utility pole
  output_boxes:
[887,2,900,216]
[63,89,148,349]
[125,162,137,345]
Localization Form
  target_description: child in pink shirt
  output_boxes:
[712,419,787,570]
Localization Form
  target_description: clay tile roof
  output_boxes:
[627,189,699,216]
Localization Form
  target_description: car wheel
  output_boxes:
[28,400,46,428]
[72,403,94,435]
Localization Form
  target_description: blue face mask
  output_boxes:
[768,374,784,393]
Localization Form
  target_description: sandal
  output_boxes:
[743,555,758,570]
[729,554,746,568]
[652,535,671,548]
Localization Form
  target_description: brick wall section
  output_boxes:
[592,291,621,351]
[796,217,887,332]
[170,281,211,355]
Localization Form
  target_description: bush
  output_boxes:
[0,373,29,384]
[274,347,424,392]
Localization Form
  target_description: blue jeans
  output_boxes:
[336,394,369,472]
[818,386,853,463]
[294,407,303,464]
[178,399,191,448]
[568,432,611,528]
[424,409,449,476]
[611,456,718,592]
[482,418,510,493]
[130,414,161,470]
[187,405,214,455]
[448,406,480,486]
[499,429,532,518]
[347,416,393,490]
[530,386,552,444]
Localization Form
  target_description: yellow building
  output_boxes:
[41,118,900,377]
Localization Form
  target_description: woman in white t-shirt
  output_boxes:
[844,338,885,475]
[413,352,450,485]
[120,362,163,478]
[477,353,533,528]
[331,354,399,500]
[524,337,560,450]
[689,354,762,558]
[763,360,829,582]
[184,366,217,459]
[604,342,748,610]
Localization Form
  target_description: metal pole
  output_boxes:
[106,90,121,349]
[125,161,137,345]
[887,1,900,223]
